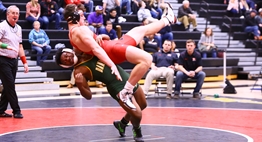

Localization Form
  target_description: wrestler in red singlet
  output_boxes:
[69,27,137,64]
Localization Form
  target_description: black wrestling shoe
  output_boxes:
[113,120,127,137]
[133,127,144,142]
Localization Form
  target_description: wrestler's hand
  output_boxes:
[7,46,18,52]
[96,35,103,45]
[75,73,84,84]
[111,65,122,81]
[23,63,29,73]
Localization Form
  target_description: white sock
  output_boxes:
[162,18,169,26]
[124,81,134,92]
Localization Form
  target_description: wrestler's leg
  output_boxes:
[114,86,146,138]
[124,46,152,88]
[125,3,174,45]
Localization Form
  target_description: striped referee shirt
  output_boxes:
[0,20,22,58]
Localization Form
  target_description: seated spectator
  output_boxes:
[29,21,51,66]
[102,0,121,17]
[177,0,198,31]
[0,0,6,19]
[144,0,163,19]
[198,27,217,58]
[226,0,239,16]
[103,8,122,38]
[244,10,260,39]
[121,0,133,15]
[155,24,173,49]
[98,21,118,40]
[80,0,94,13]
[171,40,180,57]
[141,18,160,49]
[143,40,178,99]
[40,0,62,30]
[139,34,158,52]
[239,0,250,18]
[174,39,206,99]
[88,5,104,34]
[54,0,65,20]
[131,0,140,15]
[246,0,255,10]
[26,0,44,28]
[137,1,158,22]
[256,0,262,11]
[257,8,262,34]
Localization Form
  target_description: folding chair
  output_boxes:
[251,65,262,92]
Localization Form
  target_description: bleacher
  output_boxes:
[1,0,250,91]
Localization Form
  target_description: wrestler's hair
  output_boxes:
[63,4,80,24]
[55,48,64,65]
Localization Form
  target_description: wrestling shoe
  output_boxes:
[113,121,127,137]
[164,2,176,24]
[133,127,144,142]
[118,89,136,109]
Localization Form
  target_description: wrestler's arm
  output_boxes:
[77,27,115,69]
[74,67,92,100]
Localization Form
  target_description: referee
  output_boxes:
[0,5,29,119]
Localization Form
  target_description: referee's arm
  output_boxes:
[18,43,29,73]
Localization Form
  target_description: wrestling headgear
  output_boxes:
[55,48,78,68]
[66,9,80,24]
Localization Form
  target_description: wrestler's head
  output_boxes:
[64,4,86,25]
[55,48,78,68]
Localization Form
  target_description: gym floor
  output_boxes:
[0,80,262,142]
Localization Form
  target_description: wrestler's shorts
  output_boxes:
[101,35,137,64]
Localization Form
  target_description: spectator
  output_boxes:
[174,39,206,99]
[121,0,133,15]
[171,40,180,57]
[143,40,178,99]
[54,0,65,20]
[239,0,250,18]
[102,0,121,16]
[246,0,255,10]
[80,0,94,13]
[76,4,94,31]
[256,0,262,11]
[257,8,262,33]
[99,21,118,40]
[103,8,122,38]
[0,0,6,19]
[131,0,140,14]
[198,27,217,58]
[177,0,198,31]
[137,1,158,22]
[40,0,62,30]
[88,5,104,34]
[143,0,163,19]
[26,0,44,28]
[154,24,173,49]
[226,0,239,16]
[139,34,158,52]
[141,18,160,49]
[29,21,51,66]
[244,10,260,39]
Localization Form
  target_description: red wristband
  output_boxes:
[21,56,27,64]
